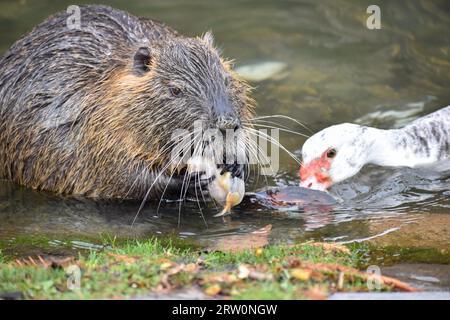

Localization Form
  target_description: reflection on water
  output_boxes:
[0,0,449,276]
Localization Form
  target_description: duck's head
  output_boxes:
[300,123,372,191]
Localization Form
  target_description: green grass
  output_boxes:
[0,238,399,300]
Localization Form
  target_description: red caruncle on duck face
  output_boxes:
[299,148,336,191]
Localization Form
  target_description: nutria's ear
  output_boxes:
[201,31,214,47]
[133,47,152,76]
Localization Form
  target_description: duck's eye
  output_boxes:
[170,87,182,97]
[326,148,337,159]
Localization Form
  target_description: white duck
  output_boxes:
[300,105,450,191]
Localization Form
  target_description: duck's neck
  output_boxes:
[366,127,435,169]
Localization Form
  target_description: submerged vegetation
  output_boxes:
[0,237,418,300]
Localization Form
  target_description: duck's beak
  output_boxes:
[299,159,332,192]
[300,176,329,191]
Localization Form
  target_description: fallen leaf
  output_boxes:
[14,255,75,269]
[184,263,198,273]
[158,263,187,290]
[300,261,419,292]
[167,264,186,276]
[309,242,351,255]
[303,285,328,300]
[230,287,241,296]
[291,268,312,281]
[287,258,302,268]
[157,259,176,271]
[238,264,273,281]
[202,273,238,284]
[204,284,221,296]
[248,270,273,281]
[255,248,264,257]
[310,271,325,281]
[107,253,137,265]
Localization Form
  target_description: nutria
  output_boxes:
[0,5,254,200]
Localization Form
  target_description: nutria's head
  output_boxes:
[132,32,252,132]
[82,32,254,198]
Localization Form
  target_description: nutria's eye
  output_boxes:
[170,87,183,97]
[326,148,337,159]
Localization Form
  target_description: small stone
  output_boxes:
[160,262,174,270]
[235,61,287,82]
[238,264,250,279]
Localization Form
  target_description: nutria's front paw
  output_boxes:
[161,172,212,199]
[184,172,213,197]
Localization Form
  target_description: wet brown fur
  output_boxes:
[0,5,254,199]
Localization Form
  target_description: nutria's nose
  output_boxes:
[214,97,240,131]
[217,114,241,132]
[213,95,240,130]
